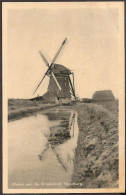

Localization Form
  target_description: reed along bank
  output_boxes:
[72,101,118,188]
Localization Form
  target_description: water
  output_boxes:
[8,106,79,189]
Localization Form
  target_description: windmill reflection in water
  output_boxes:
[38,109,77,172]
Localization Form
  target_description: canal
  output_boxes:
[8,106,79,189]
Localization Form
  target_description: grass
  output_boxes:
[72,100,118,188]
[8,99,59,121]
[94,100,118,115]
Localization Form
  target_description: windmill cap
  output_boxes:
[52,64,71,75]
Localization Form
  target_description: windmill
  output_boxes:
[33,38,76,104]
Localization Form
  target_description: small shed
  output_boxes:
[92,90,115,101]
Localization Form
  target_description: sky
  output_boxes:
[4,2,124,99]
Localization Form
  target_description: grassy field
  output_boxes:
[72,100,118,188]
[8,99,58,121]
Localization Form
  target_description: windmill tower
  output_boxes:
[33,38,76,104]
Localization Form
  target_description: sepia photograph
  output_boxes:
[2,1,125,193]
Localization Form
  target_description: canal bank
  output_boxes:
[8,99,60,121]
[8,104,60,121]
[72,101,119,188]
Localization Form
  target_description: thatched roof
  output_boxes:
[92,90,115,101]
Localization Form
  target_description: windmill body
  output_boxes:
[48,64,71,98]
[32,39,76,104]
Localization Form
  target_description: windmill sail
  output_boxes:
[32,38,76,104]
[33,38,67,95]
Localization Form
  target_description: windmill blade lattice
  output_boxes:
[33,38,67,95]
